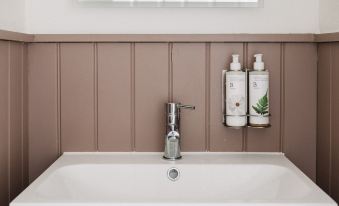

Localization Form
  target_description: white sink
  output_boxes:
[11,153,337,206]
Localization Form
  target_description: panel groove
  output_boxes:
[205,43,211,151]
[329,43,334,195]
[57,43,61,155]
[242,42,248,152]
[22,43,29,187]
[0,41,9,206]
[168,43,173,102]
[131,43,136,151]
[7,41,11,201]
[280,43,285,152]
[20,43,25,189]
[94,43,99,151]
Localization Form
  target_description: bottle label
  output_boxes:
[225,73,246,116]
[249,74,269,117]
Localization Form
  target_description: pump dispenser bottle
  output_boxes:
[225,54,247,127]
[249,54,270,127]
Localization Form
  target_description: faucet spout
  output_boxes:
[163,102,195,160]
[164,131,181,160]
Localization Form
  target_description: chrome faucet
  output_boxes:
[163,103,195,160]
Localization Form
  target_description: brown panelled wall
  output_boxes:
[0,41,28,206]
[4,28,339,205]
[172,43,207,151]
[209,43,243,151]
[27,43,60,181]
[246,43,281,152]
[98,43,132,151]
[134,43,169,151]
[284,43,318,180]
[318,42,339,202]
[27,42,317,184]
[3,30,339,205]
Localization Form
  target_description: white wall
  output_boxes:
[319,0,339,33]
[25,0,319,34]
[0,0,26,32]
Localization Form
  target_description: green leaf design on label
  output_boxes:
[252,91,269,115]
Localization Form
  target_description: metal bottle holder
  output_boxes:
[222,69,271,129]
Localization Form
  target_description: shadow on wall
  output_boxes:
[0,40,28,206]
[317,42,339,202]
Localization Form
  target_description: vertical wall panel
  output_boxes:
[284,43,317,180]
[22,44,29,188]
[172,43,206,151]
[209,43,243,151]
[60,43,96,152]
[246,43,281,152]
[317,42,339,203]
[317,43,332,193]
[28,43,59,182]
[135,43,169,151]
[0,40,9,206]
[9,42,23,200]
[97,43,132,151]
[332,43,339,201]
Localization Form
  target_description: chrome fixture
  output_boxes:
[164,103,195,160]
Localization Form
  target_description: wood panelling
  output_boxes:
[3,28,339,44]
[23,42,318,190]
[32,34,316,43]
[332,42,339,202]
[97,43,132,151]
[0,40,10,206]
[284,43,317,180]
[317,42,339,202]
[9,42,24,200]
[22,44,29,188]
[60,43,96,152]
[27,43,59,182]
[172,43,206,151]
[317,43,332,193]
[134,43,169,151]
[2,31,339,205]
[0,30,34,42]
[246,43,281,152]
[0,40,28,206]
[209,43,243,152]
[316,32,339,43]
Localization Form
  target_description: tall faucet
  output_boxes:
[164,103,195,160]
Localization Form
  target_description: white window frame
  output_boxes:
[77,0,263,8]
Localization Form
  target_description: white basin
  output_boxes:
[11,152,337,206]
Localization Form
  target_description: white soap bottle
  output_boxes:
[225,54,247,127]
[249,54,270,127]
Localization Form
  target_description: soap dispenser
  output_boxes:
[249,54,270,127]
[224,54,247,127]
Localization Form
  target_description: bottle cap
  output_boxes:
[254,54,265,71]
[230,54,241,71]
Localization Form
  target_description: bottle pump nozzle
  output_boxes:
[254,54,265,71]
[230,54,241,71]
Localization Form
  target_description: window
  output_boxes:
[78,0,263,8]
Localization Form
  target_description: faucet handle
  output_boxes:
[177,104,195,110]
[166,103,195,115]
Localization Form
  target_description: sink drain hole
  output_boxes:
[167,168,180,181]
